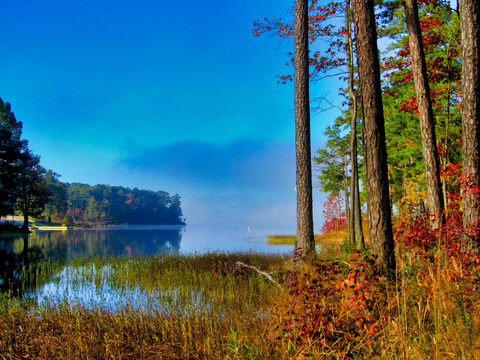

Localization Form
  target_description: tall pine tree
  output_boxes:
[459,0,480,238]
[353,0,396,271]
[294,0,315,263]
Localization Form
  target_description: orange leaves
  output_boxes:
[440,161,461,184]
[275,252,391,357]
[252,6,294,39]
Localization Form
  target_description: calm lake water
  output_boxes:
[0,225,295,305]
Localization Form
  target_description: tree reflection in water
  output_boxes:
[0,226,183,298]
[0,235,45,297]
[29,226,183,261]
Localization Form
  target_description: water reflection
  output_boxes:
[28,226,183,261]
[0,226,184,296]
[1,225,295,308]
[0,235,45,297]
[38,265,204,315]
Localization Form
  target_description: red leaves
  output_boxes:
[277,251,389,357]
[399,95,419,114]
[381,0,461,111]
[420,16,442,37]
[253,1,347,88]
[399,87,448,115]
[393,166,480,259]
[275,74,292,85]
[320,193,347,234]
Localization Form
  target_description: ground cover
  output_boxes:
[1,228,480,359]
[0,222,26,235]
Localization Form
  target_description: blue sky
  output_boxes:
[0,0,341,228]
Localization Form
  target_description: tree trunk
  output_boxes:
[460,0,480,238]
[344,151,350,234]
[353,157,365,247]
[347,0,355,246]
[346,0,365,247]
[22,211,29,233]
[352,0,396,271]
[294,0,315,263]
[404,0,445,228]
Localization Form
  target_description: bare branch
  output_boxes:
[234,262,284,291]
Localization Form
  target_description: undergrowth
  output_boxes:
[2,201,480,359]
[268,179,480,359]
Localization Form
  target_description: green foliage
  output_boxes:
[314,115,351,195]
[43,170,68,223]
[381,0,462,207]
[42,182,185,226]
[0,97,27,216]
[15,151,51,230]
[0,97,183,227]
[0,97,49,223]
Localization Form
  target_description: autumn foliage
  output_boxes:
[253,1,347,85]
[271,192,480,358]
[320,193,347,234]
[275,251,390,358]
[256,0,480,357]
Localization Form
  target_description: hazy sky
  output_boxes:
[0,0,341,228]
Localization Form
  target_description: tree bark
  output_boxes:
[352,0,396,271]
[22,210,29,233]
[294,0,315,263]
[404,0,445,228]
[344,151,350,233]
[459,0,480,237]
[346,0,365,247]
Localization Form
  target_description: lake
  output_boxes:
[0,225,295,304]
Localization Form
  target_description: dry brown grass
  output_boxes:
[0,301,281,359]
[0,252,289,360]
[2,246,480,359]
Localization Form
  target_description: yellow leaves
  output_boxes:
[399,174,428,207]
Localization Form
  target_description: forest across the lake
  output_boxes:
[43,178,185,226]
[0,97,184,228]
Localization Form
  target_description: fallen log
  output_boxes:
[234,261,284,291]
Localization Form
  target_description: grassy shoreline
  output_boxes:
[0,252,290,359]
[2,241,480,359]
[266,231,347,245]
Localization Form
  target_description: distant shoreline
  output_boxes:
[0,216,185,234]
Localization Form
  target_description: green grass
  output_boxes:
[266,232,346,245]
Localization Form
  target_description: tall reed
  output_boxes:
[0,252,288,359]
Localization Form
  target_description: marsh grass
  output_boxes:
[0,252,290,359]
[266,232,345,245]
[2,245,480,359]
[381,247,480,359]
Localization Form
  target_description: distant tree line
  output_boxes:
[0,97,185,229]
[44,175,185,226]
